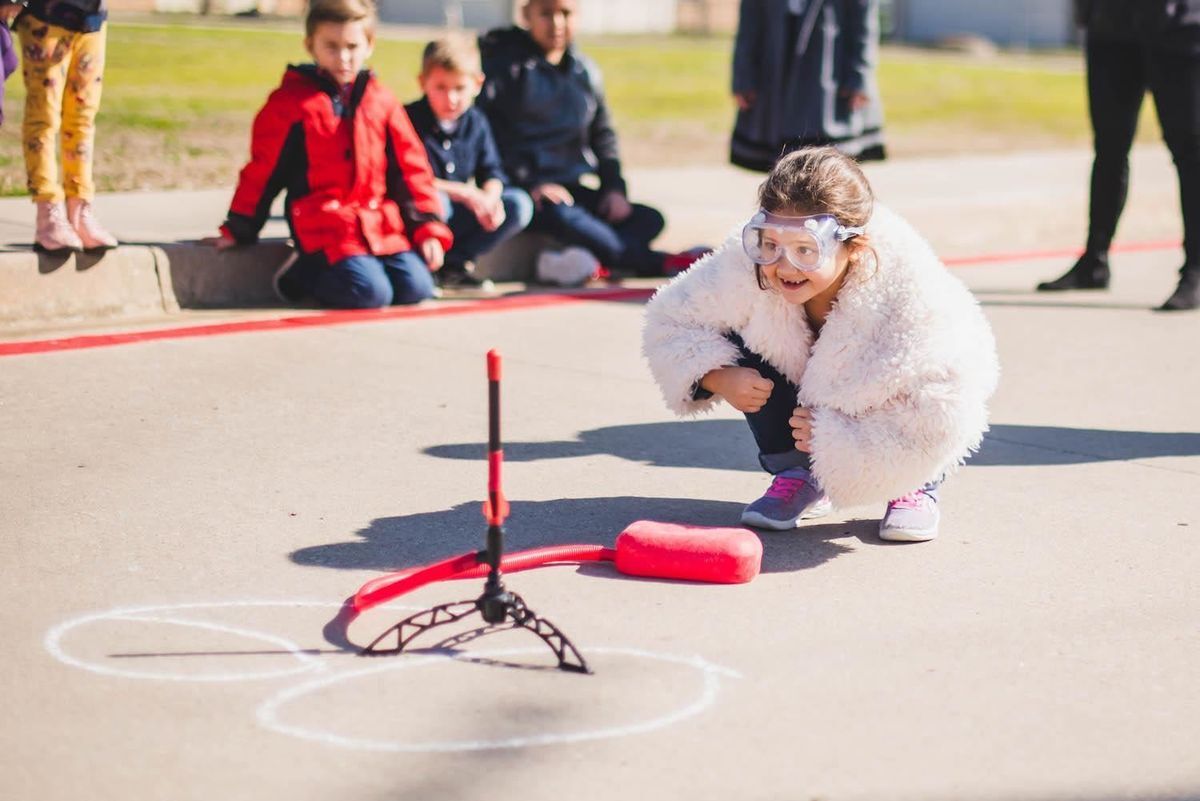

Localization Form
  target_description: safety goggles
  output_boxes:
[741,210,864,271]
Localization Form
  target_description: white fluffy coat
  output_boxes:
[642,205,1000,508]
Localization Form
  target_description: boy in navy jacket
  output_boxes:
[405,34,533,290]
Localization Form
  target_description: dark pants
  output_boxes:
[730,333,943,496]
[291,250,436,309]
[727,333,813,475]
[1085,36,1200,273]
[528,183,667,275]
[442,187,534,266]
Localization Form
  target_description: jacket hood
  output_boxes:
[479,25,577,64]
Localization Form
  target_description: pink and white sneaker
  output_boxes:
[66,198,119,251]
[879,486,940,542]
[34,201,84,253]
[740,467,832,530]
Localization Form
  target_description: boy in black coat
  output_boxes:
[478,0,693,284]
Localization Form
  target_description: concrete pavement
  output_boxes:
[2,147,1199,801]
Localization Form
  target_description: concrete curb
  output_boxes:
[0,233,564,327]
[0,240,295,325]
[0,246,171,324]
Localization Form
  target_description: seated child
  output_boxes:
[643,147,999,542]
[478,0,692,285]
[211,0,451,309]
[405,33,534,291]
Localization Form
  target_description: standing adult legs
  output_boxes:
[1149,45,1200,309]
[1038,37,1147,291]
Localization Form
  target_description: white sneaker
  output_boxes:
[535,246,600,287]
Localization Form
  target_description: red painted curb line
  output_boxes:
[0,238,1182,359]
[941,238,1179,267]
[0,287,654,358]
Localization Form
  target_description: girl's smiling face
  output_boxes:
[756,209,854,306]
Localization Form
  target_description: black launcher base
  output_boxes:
[360,588,591,674]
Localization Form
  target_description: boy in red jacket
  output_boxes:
[210,0,451,308]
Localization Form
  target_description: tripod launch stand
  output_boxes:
[361,350,591,674]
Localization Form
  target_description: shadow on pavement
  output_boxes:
[295,496,749,571]
[292,495,882,578]
[424,419,1200,471]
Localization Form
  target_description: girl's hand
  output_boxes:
[701,366,774,413]
[734,91,757,111]
[790,406,814,452]
[421,238,445,272]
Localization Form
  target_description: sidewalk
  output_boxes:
[0,145,1186,331]
[4,146,1200,801]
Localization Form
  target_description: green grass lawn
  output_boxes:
[0,19,1162,195]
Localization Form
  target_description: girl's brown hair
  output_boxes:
[753,147,875,289]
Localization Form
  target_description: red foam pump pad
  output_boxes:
[614,520,762,584]
[352,521,762,613]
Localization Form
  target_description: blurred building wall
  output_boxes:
[889,0,1076,48]
[105,0,1079,47]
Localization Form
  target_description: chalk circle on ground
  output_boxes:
[256,645,742,753]
[43,600,415,683]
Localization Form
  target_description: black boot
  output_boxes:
[1036,253,1111,291]
[1157,270,1200,311]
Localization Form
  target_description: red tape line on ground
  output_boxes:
[0,239,1182,359]
[0,287,654,358]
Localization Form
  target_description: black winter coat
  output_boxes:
[476,26,626,194]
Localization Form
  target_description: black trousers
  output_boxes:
[726,333,813,475]
[1085,36,1200,272]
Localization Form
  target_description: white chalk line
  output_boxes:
[256,645,742,753]
[44,599,419,683]
[45,599,743,752]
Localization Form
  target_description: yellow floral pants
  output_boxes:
[16,17,106,203]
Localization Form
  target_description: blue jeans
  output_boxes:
[292,250,436,309]
[441,187,534,265]
[528,183,667,275]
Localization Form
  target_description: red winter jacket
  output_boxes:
[221,66,452,264]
